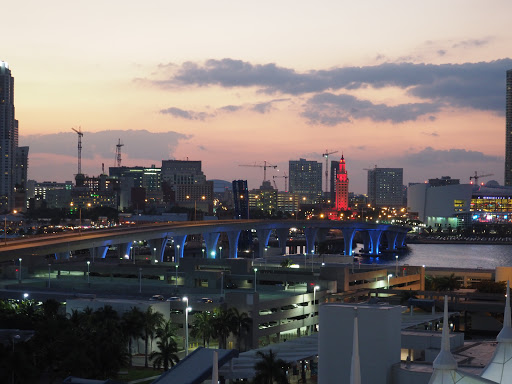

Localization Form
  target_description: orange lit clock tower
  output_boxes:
[335,155,349,211]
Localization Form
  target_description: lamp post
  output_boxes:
[388,273,392,289]
[311,249,315,272]
[395,255,399,276]
[313,285,319,305]
[138,268,142,293]
[202,248,205,258]
[18,258,22,283]
[175,265,178,288]
[87,261,90,284]
[254,268,258,293]
[183,296,190,355]
[186,195,206,221]
[48,264,51,288]
[220,271,224,298]
[219,246,222,259]
[4,215,6,245]
[304,253,307,269]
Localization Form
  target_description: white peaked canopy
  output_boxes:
[350,308,361,384]
[428,296,497,384]
[481,281,512,383]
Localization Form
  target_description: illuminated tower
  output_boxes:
[335,155,349,211]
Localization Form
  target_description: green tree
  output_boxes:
[122,306,145,367]
[191,310,215,348]
[253,349,289,384]
[230,308,252,351]
[213,307,235,349]
[143,306,164,368]
[149,319,180,371]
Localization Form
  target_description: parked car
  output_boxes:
[197,297,213,303]
[149,295,165,301]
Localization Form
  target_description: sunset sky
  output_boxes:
[3,1,511,193]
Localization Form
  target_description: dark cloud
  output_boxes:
[250,98,289,114]
[219,105,242,112]
[160,107,212,120]
[302,93,442,125]
[421,131,440,137]
[400,147,501,167]
[21,129,189,160]
[452,38,490,49]
[146,58,512,115]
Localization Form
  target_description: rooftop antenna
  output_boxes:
[115,139,124,167]
[71,127,84,175]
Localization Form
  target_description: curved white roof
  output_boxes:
[428,296,496,384]
[481,282,512,383]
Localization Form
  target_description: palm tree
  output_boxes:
[213,307,235,349]
[253,349,289,384]
[122,307,145,367]
[143,306,164,368]
[230,308,252,351]
[149,319,180,371]
[191,311,215,348]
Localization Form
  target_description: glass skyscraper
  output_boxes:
[0,61,18,211]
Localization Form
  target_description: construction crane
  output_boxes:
[71,127,84,175]
[322,150,338,194]
[469,171,494,185]
[115,139,124,167]
[239,161,278,183]
[273,173,289,192]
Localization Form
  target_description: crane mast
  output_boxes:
[469,171,494,185]
[239,161,278,183]
[322,149,338,194]
[273,173,288,192]
[71,127,84,175]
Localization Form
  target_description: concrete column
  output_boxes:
[420,266,425,291]
[304,227,318,255]
[89,245,109,260]
[204,232,221,259]
[341,228,356,256]
[226,231,241,259]
[148,238,169,263]
[256,229,272,259]
[385,231,398,251]
[368,230,383,255]
[396,232,406,248]
[276,228,289,255]
[117,242,133,259]
[173,235,187,260]
[316,228,329,243]
[360,231,371,253]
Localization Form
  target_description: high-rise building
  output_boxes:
[335,155,349,211]
[289,158,323,203]
[367,168,404,207]
[505,70,512,185]
[232,180,249,219]
[0,61,19,211]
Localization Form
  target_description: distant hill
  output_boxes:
[211,179,232,193]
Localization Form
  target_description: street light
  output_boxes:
[254,268,258,293]
[87,261,90,284]
[183,296,191,355]
[202,248,205,258]
[175,265,178,288]
[387,273,393,289]
[219,246,222,259]
[139,268,142,293]
[48,264,51,288]
[313,285,320,305]
[395,255,399,276]
[18,258,22,283]
[176,244,180,263]
[220,271,224,298]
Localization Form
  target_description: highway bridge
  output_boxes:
[0,219,410,263]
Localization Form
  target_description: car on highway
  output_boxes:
[166,296,181,302]
[149,295,165,301]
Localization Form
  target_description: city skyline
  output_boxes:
[3,1,511,193]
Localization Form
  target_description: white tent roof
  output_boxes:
[481,282,512,383]
[428,296,496,384]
